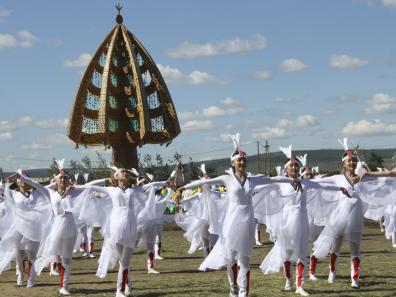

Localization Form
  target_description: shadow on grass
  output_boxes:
[162,256,202,260]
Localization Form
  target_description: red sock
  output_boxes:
[310,256,317,275]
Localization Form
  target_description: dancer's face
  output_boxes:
[116,169,129,183]
[343,157,358,172]
[57,175,70,189]
[286,163,300,179]
[303,173,314,180]
[232,157,247,174]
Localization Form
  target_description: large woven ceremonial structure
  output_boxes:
[68,5,180,169]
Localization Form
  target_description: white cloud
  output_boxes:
[17,31,39,48]
[329,54,368,69]
[181,120,215,131]
[255,69,271,80]
[157,64,226,85]
[280,58,307,72]
[0,34,17,48]
[206,133,231,142]
[20,133,71,151]
[35,118,69,129]
[0,132,13,141]
[0,7,10,22]
[297,115,318,127]
[365,93,396,113]
[21,142,51,150]
[167,34,267,59]
[342,119,396,136]
[382,0,396,7]
[0,120,16,131]
[64,53,92,68]
[252,114,320,140]
[0,30,39,49]
[252,127,287,139]
[18,116,33,127]
[179,97,243,120]
[46,133,71,145]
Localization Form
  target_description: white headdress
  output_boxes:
[83,173,89,183]
[200,164,207,176]
[229,133,247,161]
[338,138,357,162]
[128,168,139,177]
[279,145,297,168]
[74,173,80,181]
[146,173,154,181]
[312,166,319,174]
[55,159,69,179]
[297,154,312,177]
[170,170,176,178]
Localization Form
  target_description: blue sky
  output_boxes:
[1,0,396,171]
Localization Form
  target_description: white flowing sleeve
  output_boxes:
[183,176,226,190]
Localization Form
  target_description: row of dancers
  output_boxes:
[0,134,396,297]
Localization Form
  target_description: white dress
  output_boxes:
[312,174,366,259]
[257,180,340,274]
[19,176,89,274]
[181,172,291,270]
[0,185,52,272]
[80,183,156,278]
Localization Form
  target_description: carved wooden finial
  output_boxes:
[115,3,123,24]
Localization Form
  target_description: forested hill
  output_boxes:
[1,148,395,180]
[202,148,396,176]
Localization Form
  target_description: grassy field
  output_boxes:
[1,224,396,297]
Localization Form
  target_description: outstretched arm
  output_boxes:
[303,179,351,198]
[178,176,226,192]
[250,176,293,187]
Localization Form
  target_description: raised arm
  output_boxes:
[19,175,50,198]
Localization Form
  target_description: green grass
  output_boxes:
[1,224,396,297]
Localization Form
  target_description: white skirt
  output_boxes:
[260,205,309,274]
[313,197,364,259]
[34,212,77,274]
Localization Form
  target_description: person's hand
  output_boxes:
[340,187,352,198]
[293,179,303,193]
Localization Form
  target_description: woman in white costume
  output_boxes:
[136,173,173,274]
[78,166,169,297]
[17,160,91,295]
[312,138,396,289]
[178,134,293,297]
[296,154,325,282]
[175,164,221,258]
[356,168,396,246]
[0,171,52,288]
[258,146,349,296]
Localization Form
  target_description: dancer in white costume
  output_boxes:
[178,134,294,297]
[17,160,90,295]
[0,171,52,288]
[78,166,169,297]
[176,164,221,258]
[355,168,396,246]
[312,138,396,289]
[258,146,350,296]
[296,154,324,282]
[136,173,173,274]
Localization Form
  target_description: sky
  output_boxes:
[1,0,396,171]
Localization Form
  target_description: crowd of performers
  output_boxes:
[0,134,396,297]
